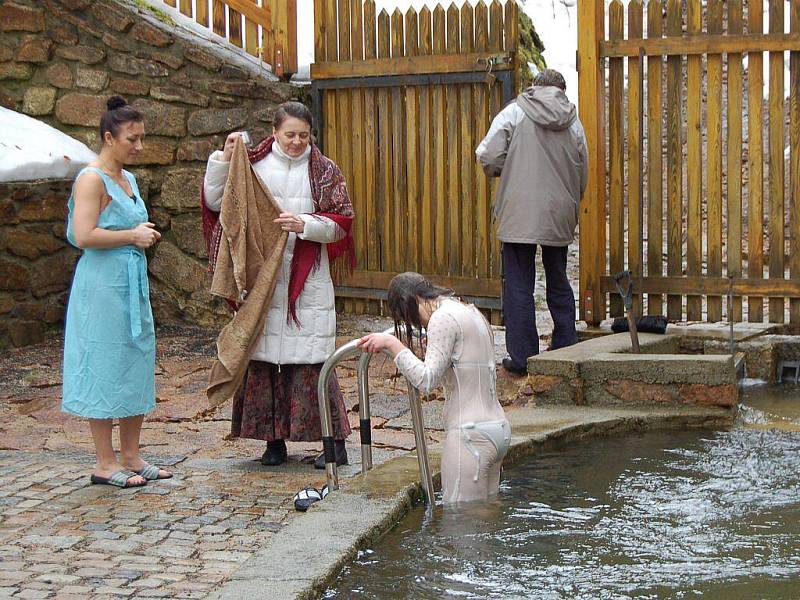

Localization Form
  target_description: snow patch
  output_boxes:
[0,107,96,183]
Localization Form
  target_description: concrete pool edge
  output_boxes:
[206,405,732,600]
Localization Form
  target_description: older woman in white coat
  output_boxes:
[201,101,355,468]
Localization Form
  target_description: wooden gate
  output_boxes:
[310,0,518,322]
[579,0,800,325]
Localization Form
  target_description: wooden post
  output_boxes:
[578,0,606,325]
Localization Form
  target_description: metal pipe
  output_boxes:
[317,331,435,507]
[406,382,435,506]
[317,339,362,491]
[357,351,374,472]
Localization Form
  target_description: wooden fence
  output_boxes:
[579,0,800,325]
[157,0,297,76]
[311,0,518,323]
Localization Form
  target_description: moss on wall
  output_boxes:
[517,9,546,92]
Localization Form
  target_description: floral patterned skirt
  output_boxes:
[231,361,352,442]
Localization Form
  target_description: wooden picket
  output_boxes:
[579,0,800,325]
[153,0,297,76]
[311,0,518,321]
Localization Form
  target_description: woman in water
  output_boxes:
[357,272,511,504]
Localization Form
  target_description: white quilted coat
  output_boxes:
[203,143,343,365]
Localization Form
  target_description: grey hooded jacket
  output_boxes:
[476,85,588,246]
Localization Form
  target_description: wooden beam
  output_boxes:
[220,0,271,30]
[338,270,501,297]
[601,276,800,298]
[310,51,513,79]
[601,33,800,57]
[578,0,606,325]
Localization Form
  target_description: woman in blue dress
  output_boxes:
[62,96,171,488]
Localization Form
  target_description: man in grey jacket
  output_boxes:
[476,69,588,375]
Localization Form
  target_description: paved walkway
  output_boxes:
[0,315,544,599]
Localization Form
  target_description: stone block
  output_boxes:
[22,87,57,116]
[0,62,33,80]
[14,35,53,63]
[171,212,207,259]
[131,21,173,48]
[149,207,170,230]
[57,0,94,9]
[30,251,77,298]
[49,24,78,46]
[0,3,45,32]
[1,226,65,259]
[75,67,108,91]
[208,80,291,101]
[150,85,209,107]
[137,50,184,70]
[11,301,64,324]
[158,169,204,211]
[219,64,249,80]
[677,383,737,407]
[55,44,105,64]
[7,320,44,347]
[254,107,275,123]
[177,138,221,162]
[171,72,192,88]
[184,47,221,71]
[101,31,136,52]
[188,108,247,136]
[0,294,14,314]
[0,44,12,61]
[0,258,29,290]
[108,52,169,77]
[130,99,186,136]
[131,138,175,165]
[0,88,18,109]
[148,241,207,294]
[16,191,68,222]
[46,63,73,89]
[110,76,149,97]
[55,93,106,127]
[89,1,135,32]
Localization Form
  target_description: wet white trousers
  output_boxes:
[441,419,511,504]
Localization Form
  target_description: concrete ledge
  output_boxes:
[527,333,740,408]
[209,405,732,600]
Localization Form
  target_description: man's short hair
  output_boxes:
[533,68,566,91]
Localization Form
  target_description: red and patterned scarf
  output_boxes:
[201,137,355,323]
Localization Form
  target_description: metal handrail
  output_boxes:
[317,329,435,506]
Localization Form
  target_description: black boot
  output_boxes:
[314,440,348,469]
[261,439,287,466]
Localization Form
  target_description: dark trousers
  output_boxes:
[502,242,577,370]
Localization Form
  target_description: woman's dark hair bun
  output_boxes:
[106,95,127,111]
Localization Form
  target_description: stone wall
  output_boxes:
[0,0,302,346]
[0,179,78,347]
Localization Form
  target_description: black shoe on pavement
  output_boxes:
[261,439,287,466]
[314,440,348,469]
[502,358,527,377]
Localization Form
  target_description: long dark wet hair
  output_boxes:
[387,272,453,349]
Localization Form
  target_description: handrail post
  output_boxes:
[357,352,374,472]
[317,331,434,507]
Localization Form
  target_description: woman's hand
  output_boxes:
[274,212,305,234]
[130,222,161,249]
[356,333,406,357]
[222,132,243,162]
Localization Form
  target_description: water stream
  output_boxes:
[326,386,800,599]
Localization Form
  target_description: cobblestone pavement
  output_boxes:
[0,313,549,598]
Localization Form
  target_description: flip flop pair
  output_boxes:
[293,484,330,512]
[89,463,172,488]
[90,470,146,488]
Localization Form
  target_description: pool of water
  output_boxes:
[326,387,800,599]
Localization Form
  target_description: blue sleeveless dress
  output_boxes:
[62,167,156,419]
